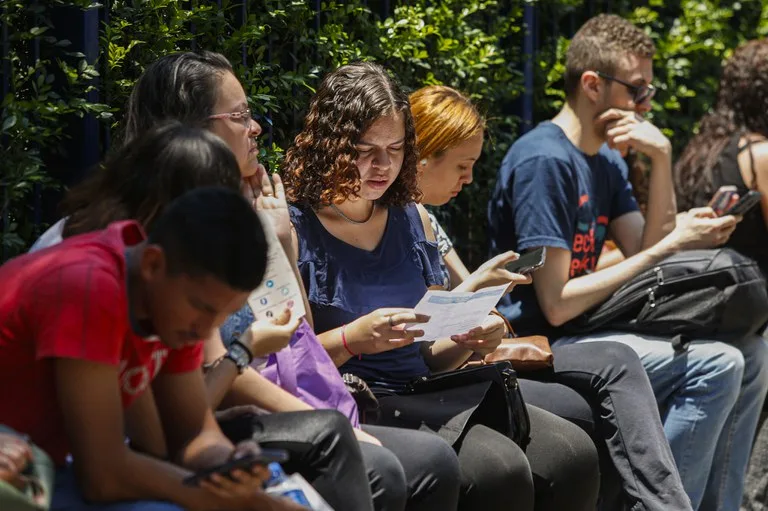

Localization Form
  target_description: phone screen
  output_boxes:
[505,247,547,275]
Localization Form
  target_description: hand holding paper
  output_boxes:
[406,284,509,343]
[247,211,307,322]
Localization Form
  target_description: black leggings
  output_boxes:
[360,424,461,511]
[219,409,461,511]
[452,404,599,511]
[219,409,373,511]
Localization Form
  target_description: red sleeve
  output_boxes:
[161,342,203,374]
[31,262,126,366]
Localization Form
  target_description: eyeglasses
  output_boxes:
[595,71,656,104]
[208,108,258,128]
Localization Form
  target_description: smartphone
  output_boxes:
[708,185,738,216]
[505,247,547,275]
[723,190,762,216]
[182,448,290,487]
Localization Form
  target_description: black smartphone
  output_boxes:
[182,448,290,487]
[723,190,762,216]
[504,247,547,275]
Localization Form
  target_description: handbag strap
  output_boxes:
[490,309,515,337]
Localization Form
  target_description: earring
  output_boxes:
[420,158,428,166]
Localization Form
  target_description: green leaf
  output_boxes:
[2,115,17,132]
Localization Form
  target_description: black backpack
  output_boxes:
[564,248,768,349]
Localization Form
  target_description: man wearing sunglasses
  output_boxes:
[488,13,767,511]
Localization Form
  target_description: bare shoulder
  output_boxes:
[745,137,768,190]
[414,203,437,242]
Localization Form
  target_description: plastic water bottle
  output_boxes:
[264,462,312,507]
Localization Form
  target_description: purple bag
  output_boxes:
[261,319,360,427]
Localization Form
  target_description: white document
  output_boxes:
[408,284,508,342]
[247,212,307,322]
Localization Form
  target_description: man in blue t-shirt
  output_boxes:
[488,14,768,511]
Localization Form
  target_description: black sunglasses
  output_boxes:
[595,71,656,104]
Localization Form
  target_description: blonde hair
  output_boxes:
[409,85,485,159]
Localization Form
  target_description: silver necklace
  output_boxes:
[330,202,377,224]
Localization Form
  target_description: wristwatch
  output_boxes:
[225,340,253,374]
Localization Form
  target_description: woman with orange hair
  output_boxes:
[410,84,691,511]
[284,62,601,511]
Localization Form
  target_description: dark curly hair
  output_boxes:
[282,62,420,208]
[675,39,768,211]
[565,14,655,98]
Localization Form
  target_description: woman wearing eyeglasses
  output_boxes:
[31,52,463,511]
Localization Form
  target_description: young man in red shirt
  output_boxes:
[0,187,304,511]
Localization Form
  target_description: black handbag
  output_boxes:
[372,362,531,450]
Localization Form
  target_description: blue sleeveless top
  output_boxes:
[290,203,444,385]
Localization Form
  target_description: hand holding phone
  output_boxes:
[504,247,547,275]
[708,185,738,216]
[722,190,762,217]
[183,448,290,487]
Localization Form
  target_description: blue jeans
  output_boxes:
[556,331,768,511]
[52,466,183,511]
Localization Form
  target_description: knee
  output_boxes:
[693,342,745,389]
[459,426,534,500]
[308,409,359,447]
[413,433,461,495]
[365,446,408,510]
[528,410,600,509]
[547,427,599,493]
[741,335,768,385]
[591,341,650,384]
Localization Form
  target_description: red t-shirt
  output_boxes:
[0,221,203,465]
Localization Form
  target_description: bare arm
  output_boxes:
[601,109,676,254]
[533,244,673,326]
[151,368,234,470]
[202,332,240,410]
[443,248,471,288]
[55,359,234,510]
[205,329,312,413]
[533,205,739,326]
[743,141,768,230]
[124,389,168,459]
[638,150,677,252]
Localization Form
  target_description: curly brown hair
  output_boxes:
[565,14,656,98]
[282,62,420,208]
[675,39,768,211]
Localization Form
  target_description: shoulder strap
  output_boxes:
[737,135,765,190]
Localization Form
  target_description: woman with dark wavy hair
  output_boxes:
[674,39,768,274]
[674,39,768,511]
[32,52,464,511]
[284,62,600,511]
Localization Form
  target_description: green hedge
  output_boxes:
[3,0,768,264]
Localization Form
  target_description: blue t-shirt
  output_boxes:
[290,204,444,385]
[487,121,639,337]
